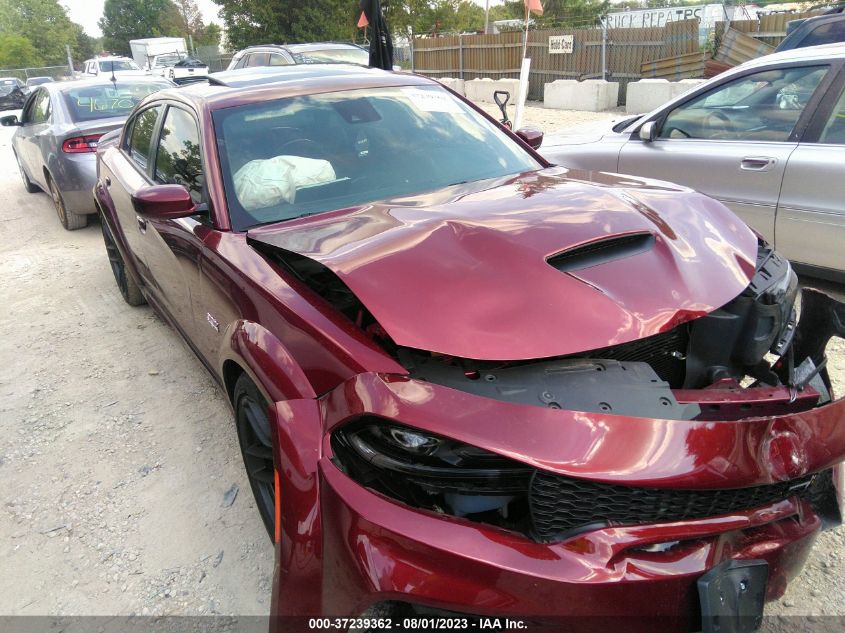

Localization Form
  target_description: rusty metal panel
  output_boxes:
[641,52,706,80]
[715,28,775,66]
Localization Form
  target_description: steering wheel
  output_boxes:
[280,138,322,159]
[703,109,735,140]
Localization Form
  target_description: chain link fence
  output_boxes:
[412,18,700,103]
[0,65,74,82]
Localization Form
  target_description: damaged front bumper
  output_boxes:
[269,289,845,632]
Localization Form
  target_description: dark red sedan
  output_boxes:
[93,64,845,632]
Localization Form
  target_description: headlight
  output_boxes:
[331,418,532,530]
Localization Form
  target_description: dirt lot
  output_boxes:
[0,102,843,627]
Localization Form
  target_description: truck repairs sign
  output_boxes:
[605,4,728,29]
[549,34,574,54]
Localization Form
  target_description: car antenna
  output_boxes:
[110,60,117,84]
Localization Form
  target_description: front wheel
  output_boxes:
[234,374,276,540]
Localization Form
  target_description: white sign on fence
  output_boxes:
[548,35,574,55]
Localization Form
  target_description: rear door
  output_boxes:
[775,66,845,274]
[618,63,833,244]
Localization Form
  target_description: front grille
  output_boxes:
[574,325,689,386]
[530,470,816,542]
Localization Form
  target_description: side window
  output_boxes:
[232,55,247,70]
[127,106,162,172]
[269,53,291,66]
[30,90,51,124]
[245,53,269,67]
[660,65,828,142]
[801,20,845,48]
[819,88,845,144]
[154,107,204,203]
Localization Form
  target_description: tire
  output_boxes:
[15,152,39,193]
[100,214,146,306]
[234,374,276,540]
[48,177,88,230]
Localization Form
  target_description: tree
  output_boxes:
[386,0,485,36]
[194,22,222,48]
[217,0,360,50]
[0,0,77,65]
[497,0,609,27]
[73,24,101,66]
[98,0,182,55]
[0,33,41,67]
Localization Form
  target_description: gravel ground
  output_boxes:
[0,101,843,628]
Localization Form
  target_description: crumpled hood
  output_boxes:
[248,167,758,360]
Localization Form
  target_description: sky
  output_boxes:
[63,0,223,37]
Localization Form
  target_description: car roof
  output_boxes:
[740,42,845,68]
[237,42,363,54]
[161,64,433,110]
[86,56,134,62]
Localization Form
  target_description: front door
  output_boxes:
[140,104,208,335]
[619,64,832,244]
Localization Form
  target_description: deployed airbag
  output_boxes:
[234,155,336,211]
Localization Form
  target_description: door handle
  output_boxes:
[104,176,111,187]
[740,157,776,171]
[137,216,147,232]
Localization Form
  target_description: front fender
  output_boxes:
[221,320,317,403]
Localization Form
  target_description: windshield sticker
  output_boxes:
[401,88,463,114]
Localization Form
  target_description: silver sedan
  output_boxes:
[1,77,172,230]
[542,43,845,281]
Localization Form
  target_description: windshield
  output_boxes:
[99,60,140,72]
[62,81,170,122]
[213,85,541,230]
[154,54,184,67]
[291,48,369,65]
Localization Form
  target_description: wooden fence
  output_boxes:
[413,19,700,101]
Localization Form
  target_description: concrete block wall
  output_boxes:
[464,78,520,105]
[435,77,465,96]
[625,78,708,114]
[543,80,619,112]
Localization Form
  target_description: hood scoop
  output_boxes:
[547,232,655,273]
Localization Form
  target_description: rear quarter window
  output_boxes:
[62,82,170,123]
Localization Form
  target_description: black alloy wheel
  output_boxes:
[234,374,276,539]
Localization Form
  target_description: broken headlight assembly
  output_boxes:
[331,418,533,532]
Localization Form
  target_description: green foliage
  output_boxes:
[217,0,359,51]
[0,0,77,65]
[195,22,222,49]
[496,0,610,27]
[98,0,182,55]
[0,32,41,67]
[73,24,101,66]
[384,0,486,35]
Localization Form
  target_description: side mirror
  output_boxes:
[516,127,544,150]
[0,115,21,127]
[392,65,402,72]
[131,184,196,219]
[639,121,658,142]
